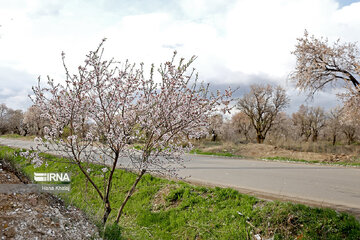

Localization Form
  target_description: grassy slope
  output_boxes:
[0,145,359,239]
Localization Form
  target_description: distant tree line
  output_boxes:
[206,88,360,146]
[1,82,359,146]
[0,104,48,136]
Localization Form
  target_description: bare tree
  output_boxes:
[342,123,357,145]
[231,112,253,142]
[6,109,23,134]
[22,105,48,136]
[309,107,326,142]
[340,109,359,145]
[220,120,238,142]
[292,105,326,142]
[208,114,223,141]
[292,105,312,141]
[0,104,9,134]
[0,104,23,135]
[237,84,289,143]
[326,107,342,145]
[268,112,292,142]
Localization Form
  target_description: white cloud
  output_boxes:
[0,0,360,110]
[333,1,360,24]
[0,88,32,110]
[222,0,340,77]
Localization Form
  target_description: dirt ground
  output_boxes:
[199,142,357,163]
[0,162,101,239]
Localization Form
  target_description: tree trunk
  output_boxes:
[23,127,28,136]
[256,134,265,144]
[211,130,217,141]
[102,151,120,224]
[304,131,311,142]
[332,134,336,146]
[344,130,355,145]
[115,169,146,224]
[244,133,249,142]
[312,132,318,142]
[103,201,111,224]
[347,135,354,145]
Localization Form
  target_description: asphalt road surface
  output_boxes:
[1,138,359,217]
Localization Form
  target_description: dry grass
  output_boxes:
[273,139,360,155]
[192,140,360,164]
[151,184,180,212]
[0,134,36,141]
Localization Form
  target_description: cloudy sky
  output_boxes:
[0,0,359,113]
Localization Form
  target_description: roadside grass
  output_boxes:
[0,145,360,239]
[189,147,360,167]
[264,156,360,167]
[272,139,360,156]
[2,134,359,167]
[264,156,318,164]
[0,134,35,141]
[189,148,241,158]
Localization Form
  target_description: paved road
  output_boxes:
[1,138,360,217]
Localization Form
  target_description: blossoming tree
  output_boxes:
[290,30,360,96]
[32,39,232,224]
[291,30,360,127]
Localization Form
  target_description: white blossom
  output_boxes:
[30,40,233,224]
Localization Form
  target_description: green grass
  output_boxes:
[1,145,360,239]
[265,156,360,167]
[0,133,23,138]
[265,157,319,164]
[0,134,36,141]
[189,148,242,158]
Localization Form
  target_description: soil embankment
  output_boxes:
[0,159,100,239]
